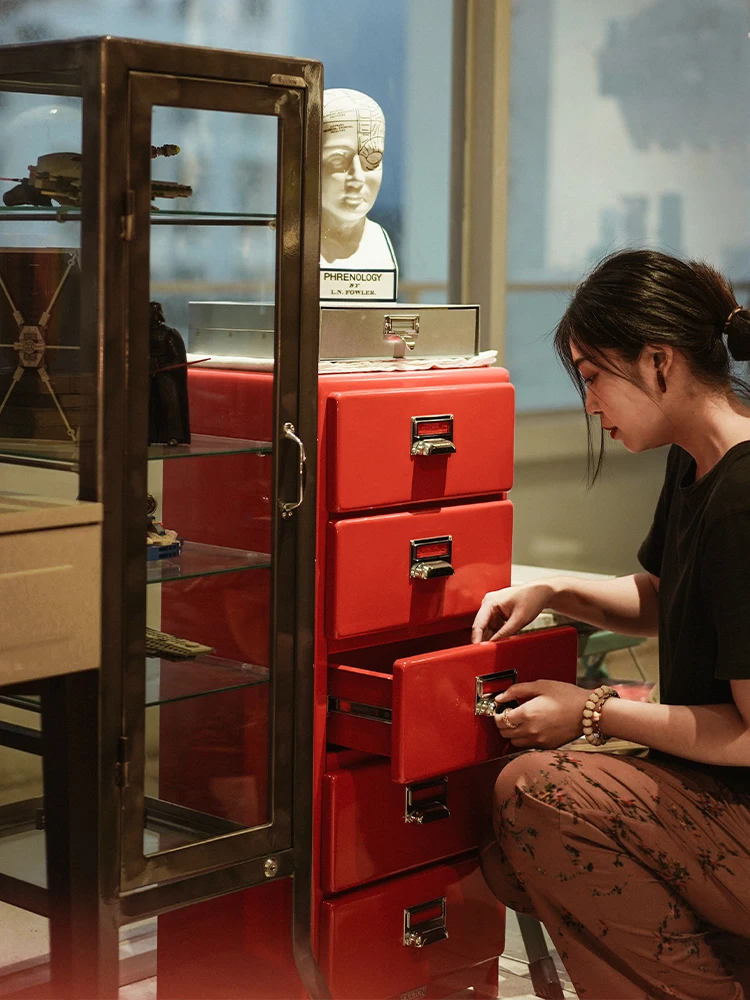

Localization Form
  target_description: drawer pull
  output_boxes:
[410,536,454,580]
[411,438,456,457]
[411,414,456,456]
[403,897,448,948]
[475,669,518,717]
[384,313,419,357]
[404,777,450,824]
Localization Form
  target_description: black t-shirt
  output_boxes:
[638,441,750,788]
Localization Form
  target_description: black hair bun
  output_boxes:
[726,310,750,361]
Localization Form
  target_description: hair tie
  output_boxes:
[723,305,743,333]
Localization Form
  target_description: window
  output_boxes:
[506,0,750,412]
[0,0,454,304]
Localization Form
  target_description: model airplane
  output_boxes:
[1,145,192,207]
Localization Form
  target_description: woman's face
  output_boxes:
[321,121,383,227]
[571,343,672,453]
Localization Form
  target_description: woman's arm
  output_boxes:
[472,572,659,642]
[545,572,660,636]
[599,678,750,768]
[494,678,750,768]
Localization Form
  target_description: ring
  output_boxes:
[500,707,519,729]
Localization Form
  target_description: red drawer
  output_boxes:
[321,759,502,894]
[326,500,513,640]
[327,627,578,783]
[319,857,505,1000]
[327,381,514,511]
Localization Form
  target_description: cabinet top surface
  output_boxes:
[0,493,102,534]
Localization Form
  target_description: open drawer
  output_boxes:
[327,626,578,783]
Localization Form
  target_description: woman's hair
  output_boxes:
[553,248,750,483]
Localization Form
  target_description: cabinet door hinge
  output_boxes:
[115,735,131,788]
[120,190,135,241]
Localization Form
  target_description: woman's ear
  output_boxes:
[650,344,674,377]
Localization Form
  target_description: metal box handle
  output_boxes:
[403,896,448,948]
[404,777,450,824]
[475,669,518,716]
[384,313,419,357]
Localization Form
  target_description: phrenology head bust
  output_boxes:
[321,88,385,232]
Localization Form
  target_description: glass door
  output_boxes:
[119,70,311,892]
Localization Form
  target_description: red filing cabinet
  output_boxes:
[158,364,578,1000]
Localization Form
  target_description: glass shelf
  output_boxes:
[0,654,269,715]
[0,433,272,469]
[0,206,275,227]
[146,655,268,707]
[147,540,271,585]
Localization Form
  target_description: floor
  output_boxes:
[0,902,575,1000]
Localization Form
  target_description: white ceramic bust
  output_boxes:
[320,88,395,269]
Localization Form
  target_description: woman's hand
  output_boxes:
[471,582,556,642]
[493,680,591,749]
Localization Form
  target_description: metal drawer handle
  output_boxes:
[410,559,453,580]
[279,422,306,519]
[475,669,518,717]
[410,536,454,580]
[384,313,419,358]
[405,777,450,824]
[411,438,456,457]
[403,897,448,948]
[411,414,456,456]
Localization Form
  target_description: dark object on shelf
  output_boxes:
[1,150,192,207]
[146,492,183,561]
[145,626,215,660]
[148,300,191,445]
[0,247,82,440]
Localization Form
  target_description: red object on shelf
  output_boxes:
[318,857,505,1000]
[327,627,578,782]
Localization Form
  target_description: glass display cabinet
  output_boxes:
[0,36,322,997]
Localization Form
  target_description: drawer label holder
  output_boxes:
[403,896,448,948]
[404,776,450,825]
[411,413,456,457]
[475,669,518,717]
[409,535,454,580]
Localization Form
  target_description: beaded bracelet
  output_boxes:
[582,685,620,746]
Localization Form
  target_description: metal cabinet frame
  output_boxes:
[0,35,323,1000]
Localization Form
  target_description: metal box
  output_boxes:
[187,301,480,362]
[187,301,274,358]
[320,302,480,360]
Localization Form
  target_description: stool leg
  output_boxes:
[580,652,609,683]
[516,913,565,1000]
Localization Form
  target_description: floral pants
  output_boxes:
[479,749,750,999]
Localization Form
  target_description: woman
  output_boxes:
[473,249,750,1000]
